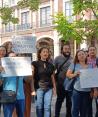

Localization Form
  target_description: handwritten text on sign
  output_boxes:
[12,36,36,53]
[80,68,98,88]
[1,57,32,77]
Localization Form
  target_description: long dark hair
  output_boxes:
[37,47,50,61]
[74,50,87,64]
[0,46,7,57]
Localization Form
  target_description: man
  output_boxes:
[87,46,98,117]
[54,44,72,117]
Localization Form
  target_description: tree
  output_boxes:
[53,0,98,43]
[0,0,40,25]
[0,7,19,25]
[18,0,40,11]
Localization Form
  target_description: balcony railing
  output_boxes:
[1,19,54,33]
[16,23,32,31]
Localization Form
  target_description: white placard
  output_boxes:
[80,68,98,88]
[1,57,32,77]
[12,35,36,53]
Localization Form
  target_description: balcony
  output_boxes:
[1,19,54,33]
[16,23,33,31]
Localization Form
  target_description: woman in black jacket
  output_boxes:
[31,47,56,117]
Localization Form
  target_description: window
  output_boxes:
[65,1,73,22]
[21,12,29,24]
[40,6,51,26]
[9,0,15,6]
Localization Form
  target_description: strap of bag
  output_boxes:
[57,57,70,75]
[16,77,19,95]
[73,63,76,73]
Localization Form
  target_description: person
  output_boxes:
[87,46,98,117]
[66,50,91,117]
[2,52,25,117]
[31,47,56,117]
[17,53,32,117]
[0,46,7,113]
[54,44,72,117]
[3,41,12,53]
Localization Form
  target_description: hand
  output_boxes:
[31,91,36,96]
[74,71,80,77]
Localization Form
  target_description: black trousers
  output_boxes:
[95,99,98,117]
[55,83,72,117]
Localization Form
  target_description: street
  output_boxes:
[0,96,96,117]
[31,96,96,117]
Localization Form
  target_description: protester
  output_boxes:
[66,50,91,117]
[87,46,98,117]
[17,53,32,117]
[54,44,72,117]
[2,52,26,117]
[31,47,56,117]
[3,41,12,53]
[0,46,7,113]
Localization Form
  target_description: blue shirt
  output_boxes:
[3,76,25,100]
[69,63,91,92]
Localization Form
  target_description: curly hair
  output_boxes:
[37,47,50,61]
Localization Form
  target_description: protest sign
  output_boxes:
[80,68,98,88]
[1,57,32,77]
[12,35,36,53]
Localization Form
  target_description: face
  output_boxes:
[62,45,71,56]
[0,47,6,58]
[40,48,49,60]
[77,51,86,62]
[9,53,16,57]
[88,47,96,57]
[7,42,12,53]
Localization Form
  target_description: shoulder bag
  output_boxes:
[64,63,76,91]
[0,77,19,103]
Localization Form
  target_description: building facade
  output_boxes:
[0,0,77,59]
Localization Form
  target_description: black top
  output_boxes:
[32,60,54,90]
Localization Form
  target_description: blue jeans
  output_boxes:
[3,99,25,117]
[36,88,53,117]
[72,89,90,117]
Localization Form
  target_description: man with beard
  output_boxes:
[54,44,72,117]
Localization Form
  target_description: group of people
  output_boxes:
[54,44,98,117]
[0,41,98,117]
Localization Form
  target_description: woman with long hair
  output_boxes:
[66,50,91,117]
[0,46,7,113]
[31,47,56,117]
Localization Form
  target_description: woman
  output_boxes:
[31,47,56,117]
[2,52,25,117]
[0,46,7,113]
[3,41,12,54]
[17,53,32,117]
[66,50,91,117]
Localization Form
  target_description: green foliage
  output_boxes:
[18,0,40,11]
[53,0,98,43]
[0,7,19,25]
[0,0,39,25]
[53,13,83,43]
